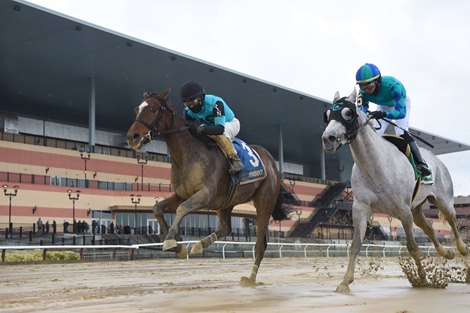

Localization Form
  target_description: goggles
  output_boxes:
[358,81,376,91]
[183,97,199,104]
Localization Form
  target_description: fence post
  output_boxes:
[42,249,47,261]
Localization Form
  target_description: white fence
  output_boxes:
[0,241,448,262]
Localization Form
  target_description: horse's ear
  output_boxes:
[346,88,357,103]
[159,88,172,101]
[333,91,341,103]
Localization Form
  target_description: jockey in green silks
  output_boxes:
[356,63,431,176]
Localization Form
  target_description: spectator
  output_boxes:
[36,217,43,233]
[45,220,50,233]
[63,220,70,233]
[82,221,89,233]
[52,220,57,233]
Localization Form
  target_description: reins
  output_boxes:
[376,117,435,148]
[344,116,372,144]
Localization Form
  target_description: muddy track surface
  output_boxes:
[1,257,469,313]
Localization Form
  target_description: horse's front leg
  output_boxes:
[153,193,182,239]
[337,202,369,293]
[162,188,211,257]
[191,207,233,255]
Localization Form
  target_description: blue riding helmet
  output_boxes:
[356,63,381,85]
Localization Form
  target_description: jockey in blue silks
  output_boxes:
[356,63,431,176]
[180,81,244,174]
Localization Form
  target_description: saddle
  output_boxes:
[382,135,418,177]
[382,135,433,202]
[189,125,266,183]
[189,127,266,209]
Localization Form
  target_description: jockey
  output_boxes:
[355,63,431,176]
[180,81,244,174]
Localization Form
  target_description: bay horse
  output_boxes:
[322,89,468,292]
[127,88,288,286]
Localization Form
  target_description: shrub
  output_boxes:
[5,249,80,263]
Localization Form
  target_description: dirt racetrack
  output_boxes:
[1,256,469,313]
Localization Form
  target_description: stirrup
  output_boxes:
[417,163,431,176]
[229,160,244,174]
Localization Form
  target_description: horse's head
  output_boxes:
[127,88,175,151]
[322,89,363,152]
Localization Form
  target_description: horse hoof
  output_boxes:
[335,284,351,293]
[445,250,455,260]
[240,276,256,287]
[459,244,469,257]
[163,239,177,251]
[177,244,187,259]
[190,242,204,255]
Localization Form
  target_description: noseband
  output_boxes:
[324,98,370,144]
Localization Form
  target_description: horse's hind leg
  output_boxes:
[402,215,427,284]
[412,202,455,259]
[190,207,233,255]
[240,216,268,287]
[240,187,277,286]
[432,198,469,256]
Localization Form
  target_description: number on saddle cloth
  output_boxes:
[232,138,267,185]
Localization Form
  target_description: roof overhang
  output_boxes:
[1,0,469,180]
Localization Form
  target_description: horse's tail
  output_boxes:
[271,183,290,221]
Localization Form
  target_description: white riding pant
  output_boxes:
[373,96,411,136]
[223,118,240,140]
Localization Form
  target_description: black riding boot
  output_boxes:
[408,138,431,176]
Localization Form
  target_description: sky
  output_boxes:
[26,0,470,196]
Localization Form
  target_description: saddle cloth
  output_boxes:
[233,138,267,185]
[382,135,433,184]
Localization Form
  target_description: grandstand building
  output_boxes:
[1,0,469,243]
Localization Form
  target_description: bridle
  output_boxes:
[134,92,188,141]
[324,98,371,144]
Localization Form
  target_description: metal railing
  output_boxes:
[0,241,447,263]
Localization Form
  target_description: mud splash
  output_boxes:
[399,256,469,288]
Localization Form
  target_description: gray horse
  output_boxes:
[322,89,468,292]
